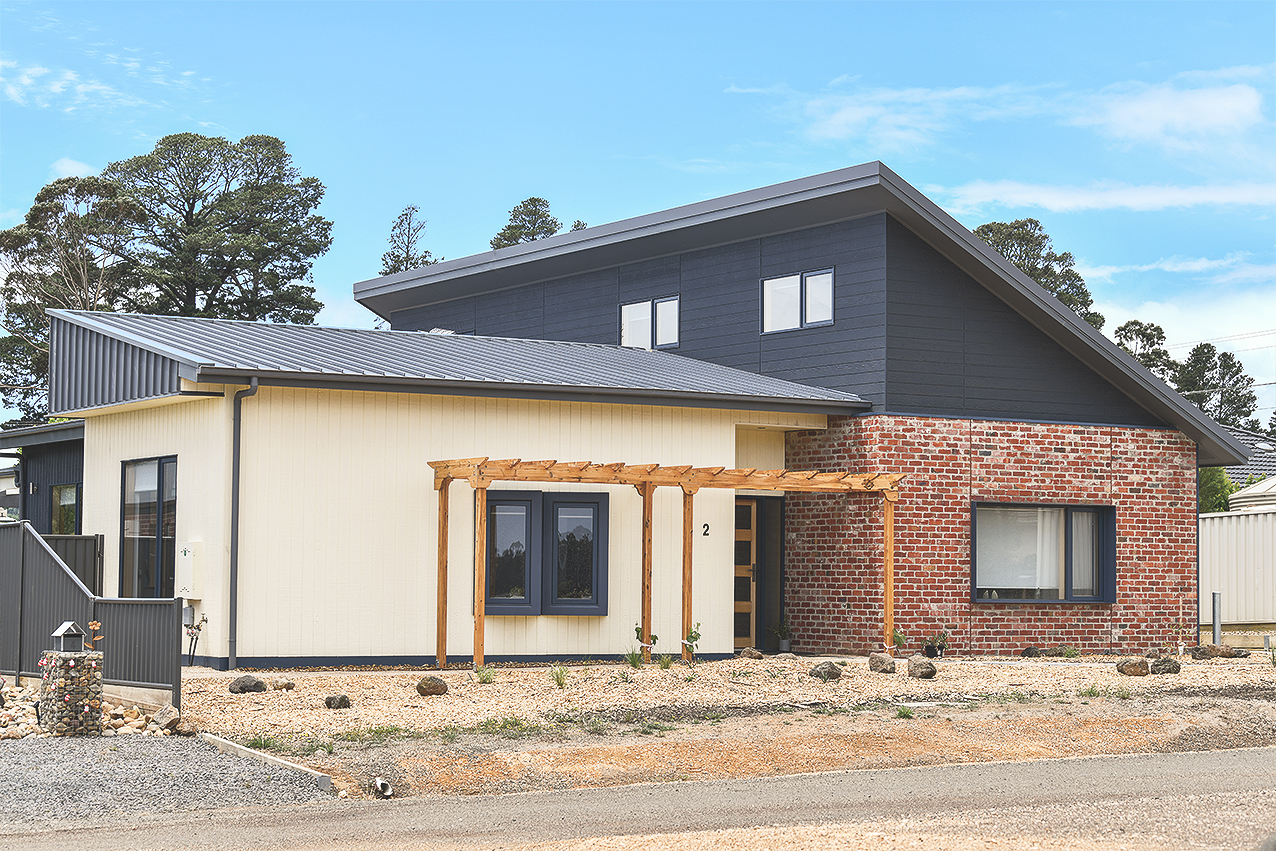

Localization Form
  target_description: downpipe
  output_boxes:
[229,378,258,670]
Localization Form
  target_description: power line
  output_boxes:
[1167,328,1276,350]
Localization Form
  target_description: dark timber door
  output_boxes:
[734,499,757,649]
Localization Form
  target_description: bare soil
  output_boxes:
[180,653,1276,800]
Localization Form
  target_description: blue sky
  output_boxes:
[2,1,1274,424]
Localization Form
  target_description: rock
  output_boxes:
[1116,657,1149,676]
[175,720,197,737]
[1044,645,1075,657]
[907,655,937,679]
[116,725,136,735]
[100,728,115,737]
[269,678,296,691]
[1150,657,1181,675]
[325,694,351,709]
[772,652,798,660]
[868,652,897,674]
[739,647,764,660]
[415,676,448,697]
[228,675,266,694]
[1021,646,1042,658]
[808,661,842,681]
[152,704,180,730]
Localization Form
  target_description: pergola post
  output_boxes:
[883,490,896,652]
[436,477,451,669]
[680,486,697,662]
[473,481,488,669]
[637,481,655,662]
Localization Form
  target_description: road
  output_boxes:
[7,747,1276,850]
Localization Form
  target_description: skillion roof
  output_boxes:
[45,310,871,416]
[352,161,1247,467]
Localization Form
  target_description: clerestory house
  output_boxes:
[354,161,1248,656]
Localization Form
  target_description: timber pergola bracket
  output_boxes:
[429,457,905,668]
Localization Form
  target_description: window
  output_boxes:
[51,483,81,535]
[121,457,177,598]
[620,296,678,349]
[761,268,833,333]
[485,490,609,616]
[972,504,1114,602]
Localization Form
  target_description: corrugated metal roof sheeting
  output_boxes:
[49,310,868,410]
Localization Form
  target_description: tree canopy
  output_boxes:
[381,205,441,275]
[490,197,585,250]
[103,133,331,322]
[1171,342,1260,430]
[0,176,145,423]
[1114,320,1175,382]
[974,218,1104,330]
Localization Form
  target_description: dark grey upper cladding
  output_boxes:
[360,162,1247,467]
[45,310,871,416]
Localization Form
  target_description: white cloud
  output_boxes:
[49,157,96,179]
[1072,82,1265,151]
[0,59,148,111]
[933,179,1276,216]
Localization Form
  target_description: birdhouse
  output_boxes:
[51,621,86,652]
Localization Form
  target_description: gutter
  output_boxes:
[228,378,258,670]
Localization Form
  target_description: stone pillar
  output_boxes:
[37,650,103,736]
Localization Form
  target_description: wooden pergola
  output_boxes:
[429,458,906,667]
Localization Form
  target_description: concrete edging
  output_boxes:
[200,732,332,793]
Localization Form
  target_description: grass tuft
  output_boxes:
[657,654,674,670]
[475,665,495,684]
[548,665,569,689]
[625,647,644,669]
[476,715,542,739]
[896,706,915,719]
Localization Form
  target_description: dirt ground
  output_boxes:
[179,652,1276,801]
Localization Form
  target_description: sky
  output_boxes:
[2,1,1274,426]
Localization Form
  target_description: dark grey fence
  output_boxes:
[45,534,104,596]
[0,522,181,709]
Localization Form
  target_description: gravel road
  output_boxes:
[0,735,330,828]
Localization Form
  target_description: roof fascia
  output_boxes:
[0,421,85,449]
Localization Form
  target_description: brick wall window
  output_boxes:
[972,504,1115,603]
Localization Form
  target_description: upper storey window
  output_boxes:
[762,269,833,333]
[620,296,679,349]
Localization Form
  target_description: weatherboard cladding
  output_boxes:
[46,310,867,414]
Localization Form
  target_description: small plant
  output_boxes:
[611,669,632,684]
[1076,683,1101,698]
[923,629,949,657]
[657,654,674,670]
[477,715,540,739]
[891,626,907,655]
[313,740,334,755]
[637,720,675,736]
[624,647,644,669]
[584,716,609,735]
[548,665,569,689]
[1062,646,1080,659]
[896,706,914,719]
[683,671,697,683]
[683,622,702,660]
[634,623,658,650]
[475,665,495,684]
[1112,685,1132,700]
[768,616,792,640]
[437,726,459,744]
[246,732,281,751]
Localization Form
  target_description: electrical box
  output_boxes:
[175,542,202,599]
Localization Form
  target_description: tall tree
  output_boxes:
[381,205,442,275]
[0,176,144,424]
[974,218,1104,330]
[103,133,331,322]
[1172,343,1259,429]
[1114,320,1175,382]
[490,197,586,250]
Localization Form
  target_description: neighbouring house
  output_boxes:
[42,309,885,668]
[1221,425,1276,487]
[355,161,1248,656]
[0,421,85,535]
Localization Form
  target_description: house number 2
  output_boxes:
[702,523,710,536]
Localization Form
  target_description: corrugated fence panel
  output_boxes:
[49,317,181,414]
[93,598,182,707]
[45,535,103,596]
[1,524,22,676]
[20,528,94,676]
[1200,509,1276,624]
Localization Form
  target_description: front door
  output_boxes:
[734,499,757,649]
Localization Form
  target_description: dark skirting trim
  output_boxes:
[184,652,736,671]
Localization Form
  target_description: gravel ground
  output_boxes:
[0,734,330,828]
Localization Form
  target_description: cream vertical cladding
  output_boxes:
[79,388,233,655]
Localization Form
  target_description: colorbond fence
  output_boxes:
[1199,507,1276,627]
[0,522,181,709]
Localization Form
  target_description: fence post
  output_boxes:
[14,523,26,681]
[1211,591,1222,646]
[171,598,182,711]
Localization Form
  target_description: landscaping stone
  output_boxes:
[1044,645,1076,657]
[907,655,937,679]
[152,704,180,730]
[325,694,351,709]
[1117,657,1150,676]
[772,652,798,660]
[1020,646,1042,658]
[228,675,266,694]
[868,652,896,674]
[268,678,296,691]
[415,676,448,697]
[739,647,764,660]
[808,661,841,682]
[1150,657,1181,675]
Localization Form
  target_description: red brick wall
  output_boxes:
[784,415,1198,656]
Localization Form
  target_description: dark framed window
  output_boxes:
[761,268,833,333]
[51,483,81,535]
[120,457,177,598]
[972,503,1115,603]
[485,490,609,616]
[619,296,678,349]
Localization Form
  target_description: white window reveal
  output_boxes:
[620,296,678,349]
[761,268,834,333]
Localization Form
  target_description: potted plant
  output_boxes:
[769,616,792,653]
[923,629,949,659]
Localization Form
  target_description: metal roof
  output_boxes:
[0,420,85,449]
[47,310,871,416]
[352,161,1248,467]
